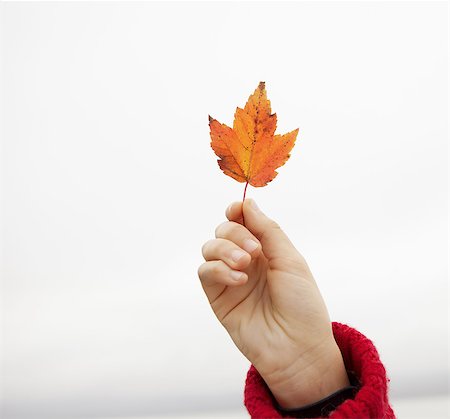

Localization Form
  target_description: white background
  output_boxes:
[1,2,448,418]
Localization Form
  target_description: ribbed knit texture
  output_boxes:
[244,322,395,418]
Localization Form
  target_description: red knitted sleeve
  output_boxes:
[244,322,395,418]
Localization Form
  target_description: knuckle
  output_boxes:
[201,239,215,258]
[197,263,205,279]
[214,221,227,238]
[215,221,235,238]
[211,261,223,276]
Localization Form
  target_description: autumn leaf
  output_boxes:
[209,81,299,201]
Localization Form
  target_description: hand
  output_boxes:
[198,199,350,408]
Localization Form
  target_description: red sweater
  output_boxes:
[244,322,395,418]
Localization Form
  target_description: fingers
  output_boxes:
[225,201,244,225]
[214,221,262,258]
[202,238,251,271]
[198,260,248,288]
[199,219,262,290]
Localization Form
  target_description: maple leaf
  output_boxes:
[209,82,298,202]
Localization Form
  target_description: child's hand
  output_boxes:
[198,199,350,408]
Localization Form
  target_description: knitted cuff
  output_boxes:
[244,322,395,418]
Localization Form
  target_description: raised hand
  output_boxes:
[198,199,349,408]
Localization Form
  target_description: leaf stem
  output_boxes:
[242,181,249,226]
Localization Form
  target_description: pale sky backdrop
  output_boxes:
[1,2,448,418]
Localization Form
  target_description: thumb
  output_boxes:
[243,199,302,263]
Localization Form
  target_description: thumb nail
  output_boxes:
[251,199,261,212]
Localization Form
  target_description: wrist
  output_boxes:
[262,338,350,409]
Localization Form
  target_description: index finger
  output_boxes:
[225,201,244,224]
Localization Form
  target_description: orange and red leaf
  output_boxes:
[209,82,298,187]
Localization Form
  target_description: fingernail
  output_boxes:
[230,270,243,281]
[243,239,259,253]
[251,199,260,212]
[231,249,247,262]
